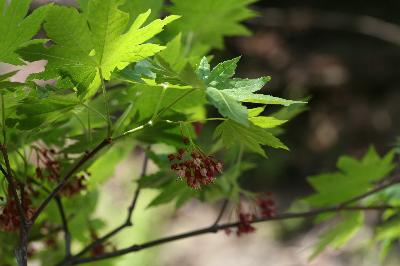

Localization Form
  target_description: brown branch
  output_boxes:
[66,204,397,265]
[73,151,149,258]
[55,197,71,258]
[339,176,400,207]
[1,144,29,266]
[0,145,25,224]
[0,162,7,177]
[62,174,400,265]
[30,138,112,225]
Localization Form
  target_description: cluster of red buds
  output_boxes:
[168,148,223,189]
[0,193,34,232]
[34,147,88,197]
[90,230,116,256]
[257,192,276,218]
[35,148,60,182]
[226,193,276,237]
[236,212,256,236]
[59,173,89,197]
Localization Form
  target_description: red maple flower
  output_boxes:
[0,192,34,232]
[168,149,223,189]
[257,193,276,218]
[236,212,256,236]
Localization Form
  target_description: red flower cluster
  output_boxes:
[34,147,88,197]
[36,148,60,182]
[236,212,256,236]
[168,149,223,189]
[227,193,277,237]
[59,174,88,197]
[90,230,115,256]
[257,193,276,218]
[0,194,34,232]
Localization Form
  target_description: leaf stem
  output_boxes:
[154,88,198,120]
[98,68,112,136]
[150,83,168,123]
[212,199,229,227]
[161,117,226,124]
[55,197,71,258]
[80,102,108,123]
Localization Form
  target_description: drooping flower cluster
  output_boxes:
[59,173,88,197]
[168,148,223,189]
[236,212,256,236]
[257,193,276,218]
[226,193,277,237]
[34,147,88,197]
[35,148,60,182]
[0,192,34,232]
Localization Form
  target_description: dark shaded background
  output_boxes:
[213,0,400,205]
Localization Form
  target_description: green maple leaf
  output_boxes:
[310,212,364,260]
[20,0,179,98]
[305,147,395,207]
[214,119,288,157]
[78,0,164,24]
[168,0,257,52]
[7,93,80,131]
[0,0,50,65]
[199,56,303,126]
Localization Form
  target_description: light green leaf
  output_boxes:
[0,0,50,65]
[223,90,303,106]
[305,147,395,206]
[200,57,301,126]
[206,56,240,86]
[121,0,164,25]
[311,212,364,260]
[148,180,188,207]
[206,87,248,126]
[167,0,257,51]
[87,140,135,186]
[20,1,179,97]
[11,94,80,130]
[197,57,211,80]
[249,116,287,129]
[248,106,265,117]
[214,119,288,157]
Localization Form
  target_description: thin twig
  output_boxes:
[0,163,7,177]
[339,176,400,207]
[72,149,149,258]
[55,197,72,258]
[155,88,198,119]
[1,144,29,266]
[212,199,229,228]
[0,145,25,224]
[66,204,397,265]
